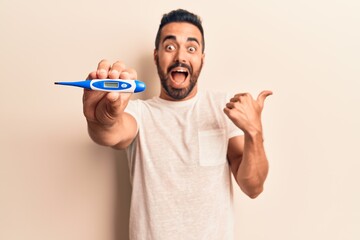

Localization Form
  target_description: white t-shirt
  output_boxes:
[125,91,243,240]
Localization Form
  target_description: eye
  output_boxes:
[188,46,197,53]
[166,45,176,51]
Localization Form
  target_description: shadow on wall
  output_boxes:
[113,53,158,240]
[113,149,131,240]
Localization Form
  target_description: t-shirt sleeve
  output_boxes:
[124,99,140,132]
[226,118,244,139]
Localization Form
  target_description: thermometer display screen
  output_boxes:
[104,82,119,88]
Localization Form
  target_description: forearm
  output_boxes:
[236,131,269,198]
[87,113,137,149]
[224,90,272,198]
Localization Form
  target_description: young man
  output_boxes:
[83,9,272,240]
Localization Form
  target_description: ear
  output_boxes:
[153,49,158,64]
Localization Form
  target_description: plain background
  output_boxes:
[1,0,359,239]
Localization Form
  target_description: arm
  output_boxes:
[83,60,138,149]
[224,91,272,198]
[227,134,269,199]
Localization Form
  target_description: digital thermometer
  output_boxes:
[54,79,146,93]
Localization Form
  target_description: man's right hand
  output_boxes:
[83,59,137,126]
[82,60,138,149]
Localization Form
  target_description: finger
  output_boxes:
[223,107,231,116]
[83,85,105,104]
[225,102,236,109]
[106,92,132,116]
[230,96,246,103]
[125,68,138,80]
[83,90,107,120]
[229,96,240,103]
[109,61,126,79]
[86,71,97,80]
[231,93,252,103]
[223,107,236,120]
[256,90,273,109]
[120,71,131,80]
[106,92,120,102]
[97,59,111,79]
[234,92,251,98]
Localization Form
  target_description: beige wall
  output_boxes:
[1,0,359,239]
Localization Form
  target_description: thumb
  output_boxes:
[106,92,132,115]
[107,92,120,102]
[257,90,273,109]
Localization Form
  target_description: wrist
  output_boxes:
[244,128,264,142]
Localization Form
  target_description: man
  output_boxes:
[83,9,272,240]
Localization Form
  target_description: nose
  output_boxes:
[174,47,187,63]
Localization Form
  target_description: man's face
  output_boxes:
[154,22,205,101]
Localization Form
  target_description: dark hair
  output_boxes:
[155,9,205,53]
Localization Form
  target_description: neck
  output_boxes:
[160,85,198,101]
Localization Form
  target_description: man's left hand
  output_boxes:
[224,90,273,135]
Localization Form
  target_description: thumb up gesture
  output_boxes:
[224,91,272,135]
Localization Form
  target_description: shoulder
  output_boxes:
[201,90,227,98]
[198,91,231,106]
[127,97,158,108]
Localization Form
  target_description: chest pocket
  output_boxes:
[198,129,227,166]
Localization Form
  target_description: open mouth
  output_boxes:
[170,68,189,87]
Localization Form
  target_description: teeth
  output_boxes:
[173,68,187,72]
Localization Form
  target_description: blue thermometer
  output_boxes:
[54,79,146,93]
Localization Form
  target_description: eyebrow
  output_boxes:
[162,35,200,46]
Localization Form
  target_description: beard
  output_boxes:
[155,57,203,100]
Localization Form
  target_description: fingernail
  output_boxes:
[122,71,130,79]
[108,92,119,102]
[97,69,107,75]
[110,70,119,75]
